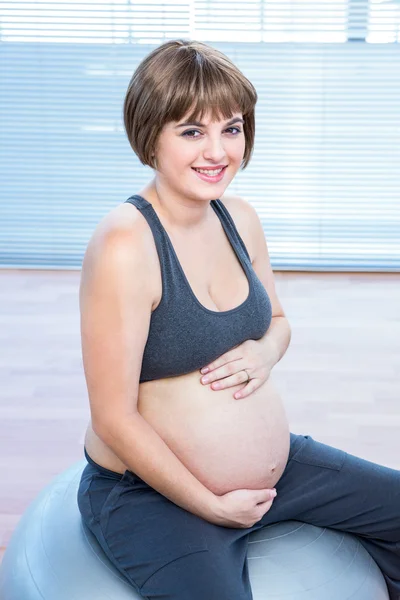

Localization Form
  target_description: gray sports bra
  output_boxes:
[124,194,272,382]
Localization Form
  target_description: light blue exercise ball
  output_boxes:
[0,460,389,599]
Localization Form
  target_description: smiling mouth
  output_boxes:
[192,166,227,175]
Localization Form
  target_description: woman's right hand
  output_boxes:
[209,488,277,528]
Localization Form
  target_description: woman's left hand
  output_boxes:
[199,339,276,400]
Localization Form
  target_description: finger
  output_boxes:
[201,347,245,374]
[201,366,230,385]
[260,493,277,510]
[234,379,257,400]
[233,385,249,399]
[204,360,244,386]
[261,498,275,515]
[211,370,248,391]
[258,493,277,506]
[255,488,277,503]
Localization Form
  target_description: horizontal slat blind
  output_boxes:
[0,1,399,270]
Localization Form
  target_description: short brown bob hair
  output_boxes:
[123,39,258,170]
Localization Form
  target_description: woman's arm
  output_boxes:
[94,412,218,520]
[80,211,218,520]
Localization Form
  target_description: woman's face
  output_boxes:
[153,110,246,202]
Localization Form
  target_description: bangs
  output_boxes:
[164,56,255,125]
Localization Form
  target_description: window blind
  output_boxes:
[0,1,399,270]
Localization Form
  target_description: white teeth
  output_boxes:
[194,167,224,176]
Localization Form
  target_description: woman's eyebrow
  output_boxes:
[175,117,244,129]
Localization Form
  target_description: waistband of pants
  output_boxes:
[84,446,130,480]
[289,432,308,460]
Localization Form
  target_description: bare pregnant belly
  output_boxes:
[85,372,290,496]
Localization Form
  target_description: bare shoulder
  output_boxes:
[81,201,160,307]
[87,201,153,249]
[219,194,258,262]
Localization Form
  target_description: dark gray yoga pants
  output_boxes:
[77,433,400,599]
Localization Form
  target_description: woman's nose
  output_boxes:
[202,137,226,163]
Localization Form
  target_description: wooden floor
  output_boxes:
[0,269,399,565]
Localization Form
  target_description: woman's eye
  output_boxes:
[182,129,200,138]
[181,127,242,138]
[226,127,242,135]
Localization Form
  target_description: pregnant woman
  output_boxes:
[77,39,400,599]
